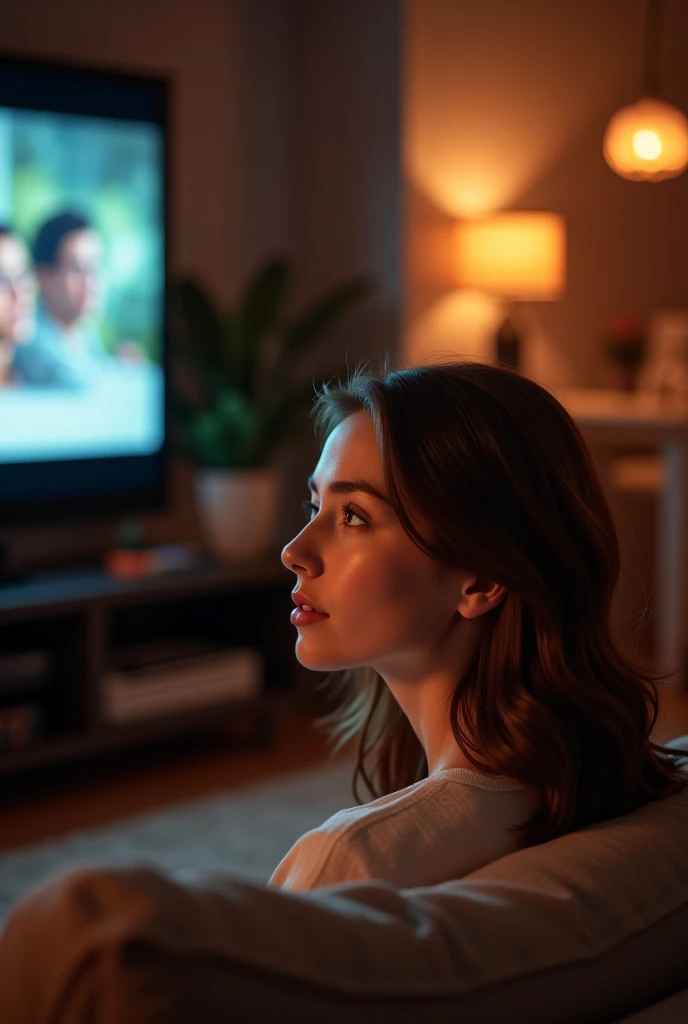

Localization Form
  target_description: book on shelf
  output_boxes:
[101,645,263,724]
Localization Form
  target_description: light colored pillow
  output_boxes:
[1,736,688,1023]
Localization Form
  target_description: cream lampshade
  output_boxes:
[454,212,566,371]
[455,212,565,300]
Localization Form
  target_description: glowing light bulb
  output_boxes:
[632,129,662,160]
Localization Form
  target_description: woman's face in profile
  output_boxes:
[0,235,34,343]
[281,410,473,682]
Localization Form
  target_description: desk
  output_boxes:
[551,387,688,690]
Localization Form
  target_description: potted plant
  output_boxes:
[169,256,373,563]
[602,315,647,391]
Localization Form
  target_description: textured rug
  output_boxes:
[0,757,356,926]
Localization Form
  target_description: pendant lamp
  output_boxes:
[603,0,688,182]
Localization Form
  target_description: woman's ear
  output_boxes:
[457,577,506,619]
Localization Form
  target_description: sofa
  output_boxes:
[1,735,688,1023]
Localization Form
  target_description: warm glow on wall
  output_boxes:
[454,213,566,300]
[603,97,688,181]
[403,1,589,218]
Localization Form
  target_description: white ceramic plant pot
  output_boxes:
[195,466,281,564]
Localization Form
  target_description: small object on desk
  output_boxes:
[638,310,688,398]
[149,544,203,574]
[104,543,202,579]
[105,517,148,577]
[495,313,521,371]
[601,314,647,392]
[104,548,151,578]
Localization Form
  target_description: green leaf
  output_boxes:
[236,257,290,402]
[171,278,225,401]
[215,388,255,435]
[174,388,254,468]
[186,411,228,467]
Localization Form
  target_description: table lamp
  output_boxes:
[454,212,566,371]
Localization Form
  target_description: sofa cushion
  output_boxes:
[620,984,688,1023]
[1,736,688,1023]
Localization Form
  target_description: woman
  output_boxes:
[272,356,685,891]
[0,226,34,388]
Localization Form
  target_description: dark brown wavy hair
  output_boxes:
[309,355,686,849]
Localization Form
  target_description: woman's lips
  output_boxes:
[290,606,329,626]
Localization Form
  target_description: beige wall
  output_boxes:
[403,0,688,388]
[277,0,401,546]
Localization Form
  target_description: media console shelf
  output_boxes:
[0,556,299,777]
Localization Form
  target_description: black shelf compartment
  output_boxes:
[0,611,89,751]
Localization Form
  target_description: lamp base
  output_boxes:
[494,314,521,371]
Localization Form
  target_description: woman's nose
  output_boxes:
[282,525,317,572]
[281,535,295,568]
[281,538,302,572]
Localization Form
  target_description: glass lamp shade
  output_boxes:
[603,97,688,181]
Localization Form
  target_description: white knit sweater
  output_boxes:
[269,768,534,891]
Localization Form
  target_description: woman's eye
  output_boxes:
[343,506,367,527]
[300,500,367,529]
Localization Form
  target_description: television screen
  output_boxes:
[0,56,168,524]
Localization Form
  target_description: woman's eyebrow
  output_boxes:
[307,474,390,506]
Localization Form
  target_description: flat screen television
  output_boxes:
[0,54,169,529]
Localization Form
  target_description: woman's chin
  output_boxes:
[294,644,349,673]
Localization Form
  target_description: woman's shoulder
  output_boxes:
[325,768,527,836]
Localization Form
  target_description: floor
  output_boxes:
[0,706,344,852]
[1,666,688,855]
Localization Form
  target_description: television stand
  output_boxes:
[0,555,301,777]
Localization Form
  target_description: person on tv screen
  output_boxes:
[0,225,34,389]
[12,211,118,388]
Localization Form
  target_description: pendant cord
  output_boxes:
[643,0,663,97]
